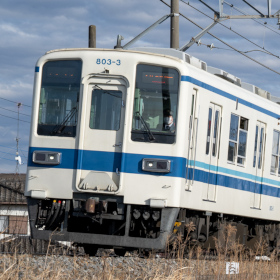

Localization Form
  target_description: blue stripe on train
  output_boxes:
[28,147,187,178]
[187,167,280,198]
[28,147,280,198]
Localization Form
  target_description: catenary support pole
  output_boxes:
[89,25,96,48]
[170,0,179,49]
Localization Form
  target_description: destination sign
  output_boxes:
[142,72,175,85]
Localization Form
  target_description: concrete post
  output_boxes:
[89,25,96,48]
[170,0,179,49]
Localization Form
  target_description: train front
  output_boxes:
[25,48,187,253]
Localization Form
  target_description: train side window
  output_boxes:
[258,127,264,169]
[253,126,259,168]
[205,107,212,155]
[271,130,280,174]
[227,114,248,165]
[212,110,220,157]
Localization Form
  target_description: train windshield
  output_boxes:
[37,60,82,137]
[131,64,179,144]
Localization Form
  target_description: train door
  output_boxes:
[186,89,198,190]
[204,103,222,201]
[251,121,266,209]
[76,76,127,192]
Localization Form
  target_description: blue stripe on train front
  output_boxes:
[28,147,280,198]
[28,147,186,178]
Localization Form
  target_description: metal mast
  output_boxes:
[180,0,279,51]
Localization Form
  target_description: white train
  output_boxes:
[25,46,280,255]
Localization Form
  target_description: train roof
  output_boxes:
[132,47,272,102]
[45,47,274,104]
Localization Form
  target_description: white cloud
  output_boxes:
[0,0,280,173]
[0,23,37,38]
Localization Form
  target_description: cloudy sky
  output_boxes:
[1,0,280,173]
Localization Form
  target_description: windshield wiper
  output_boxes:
[136,112,155,141]
[51,107,77,135]
[94,85,121,98]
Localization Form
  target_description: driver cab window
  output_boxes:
[37,60,82,137]
[131,64,179,144]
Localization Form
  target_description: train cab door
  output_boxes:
[76,76,128,192]
[251,121,266,209]
[203,103,222,201]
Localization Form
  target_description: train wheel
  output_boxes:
[114,248,127,257]
[83,244,98,256]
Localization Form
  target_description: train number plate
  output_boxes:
[96,59,121,66]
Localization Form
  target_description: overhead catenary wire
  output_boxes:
[0,150,19,156]
[0,96,31,108]
[0,106,31,117]
[160,0,280,76]
[0,113,30,123]
[224,1,280,35]
[181,0,280,59]
[0,144,28,164]
[0,156,17,162]
[0,144,27,152]
[19,148,28,161]
[200,43,280,58]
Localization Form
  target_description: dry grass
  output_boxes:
[0,247,278,279]
[0,224,280,280]
[0,251,279,280]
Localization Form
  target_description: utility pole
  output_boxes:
[15,102,22,174]
[170,0,179,49]
[89,25,96,48]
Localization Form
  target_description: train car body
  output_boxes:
[25,47,280,253]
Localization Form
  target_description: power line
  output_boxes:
[0,156,16,162]
[194,42,280,60]
[0,150,18,156]
[0,106,31,117]
[0,144,27,152]
[0,97,31,108]
[181,0,280,59]
[160,0,280,76]
[0,113,30,123]
[0,149,27,156]
[19,148,28,160]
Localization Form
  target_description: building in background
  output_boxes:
[0,174,78,255]
[0,174,29,239]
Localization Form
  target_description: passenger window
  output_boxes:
[227,114,248,165]
[212,110,220,157]
[271,130,280,174]
[205,108,212,155]
[258,128,264,169]
[89,89,122,130]
[253,126,258,168]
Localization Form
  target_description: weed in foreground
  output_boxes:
[0,231,280,279]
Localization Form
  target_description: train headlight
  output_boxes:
[32,151,61,165]
[142,158,171,173]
